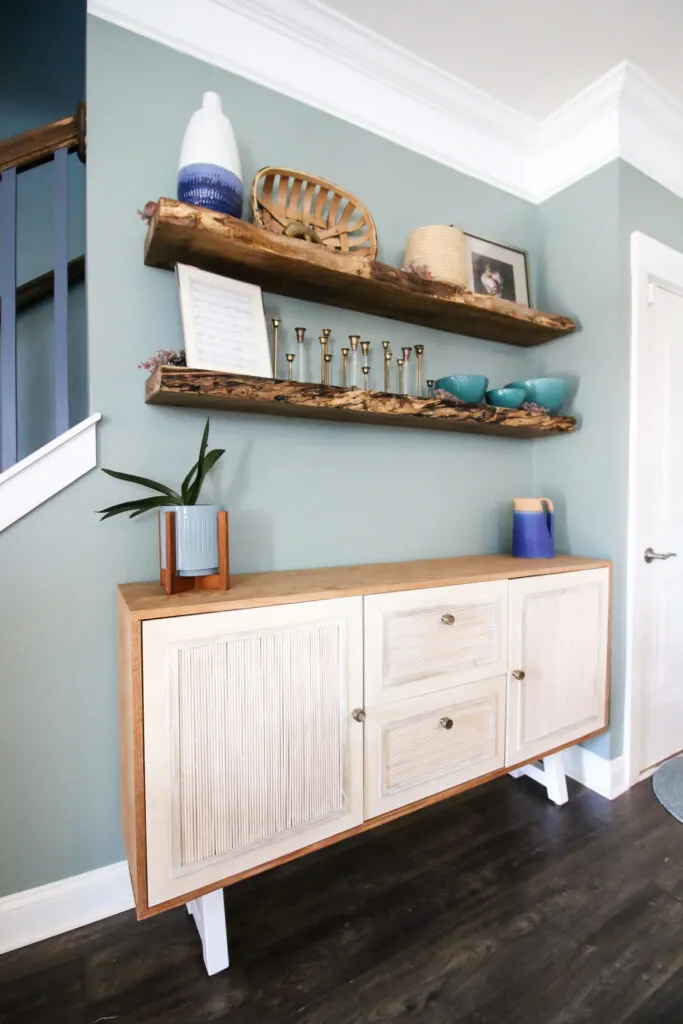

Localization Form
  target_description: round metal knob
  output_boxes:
[439,716,454,730]
[441,613,455,625]
[352,708,366,723]
[512,669,526,680]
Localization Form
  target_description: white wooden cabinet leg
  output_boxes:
[542,752,569,806]
[509,751,568,806]
[187,890,229,976]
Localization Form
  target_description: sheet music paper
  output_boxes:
[177,263,273,377]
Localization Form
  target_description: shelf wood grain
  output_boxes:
[144,199,576,347]
[145,366,576,439]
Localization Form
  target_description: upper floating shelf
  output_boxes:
[145,199,576,348]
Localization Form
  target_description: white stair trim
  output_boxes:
[89,0,683,203]
[0,413,101,532]
[0,861,133,955]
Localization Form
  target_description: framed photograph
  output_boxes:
[177,263,273,377]
[464,234,530,306]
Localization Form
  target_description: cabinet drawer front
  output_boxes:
[364,581,508,705]
[506,568,610,766]
[364,677,506,818]
[143,597,364,907]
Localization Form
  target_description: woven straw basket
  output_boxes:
[251,167,378,259]
[402,225,468,286]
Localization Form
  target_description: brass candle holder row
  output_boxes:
[271,320,429,397]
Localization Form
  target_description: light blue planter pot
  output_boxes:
[159,505,220,577]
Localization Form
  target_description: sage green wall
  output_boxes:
[0,17,538,897]
[533,161,683,760]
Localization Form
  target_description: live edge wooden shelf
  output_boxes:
[146,366,576,438]
[145,199,576,347]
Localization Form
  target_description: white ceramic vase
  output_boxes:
[177,91,243,218]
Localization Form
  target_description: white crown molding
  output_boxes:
[88,0,683,204]
[0,413,101,533]
[0,861,133,955]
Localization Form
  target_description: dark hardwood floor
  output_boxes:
[2,775,682,1024]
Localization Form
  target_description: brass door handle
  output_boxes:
[441,613,455,625]
[352,708,366,723]
[512,669,525,680]
[439,717,454,730]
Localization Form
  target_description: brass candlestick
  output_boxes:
[319,335,328,384]
[361,365,370,391]
[341,347,350,387]
[349,335,360,387]
[426,379,435,399]
[322,328,332,342]
[360,340,370,359]
[414,344,425,396]
[286,353,295,381]
[324,352,333,385]
[397,357,405,395]
[384,349,392,392]
[271,318,281,378]
[381,340,390,356]
[295,327,306,381]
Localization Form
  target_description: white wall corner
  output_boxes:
[0,413,101,533]
[0,861,133,956]
[88,0,683,204]
[563,745,628,800]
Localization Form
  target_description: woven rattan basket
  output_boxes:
[251,167,377,259]
[402,225,468,286]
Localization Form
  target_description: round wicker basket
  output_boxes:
[402,225,468,287]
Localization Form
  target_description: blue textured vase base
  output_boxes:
[178,162,243,217]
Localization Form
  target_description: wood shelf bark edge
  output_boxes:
[146,366,577,439]
[144,199,576,347]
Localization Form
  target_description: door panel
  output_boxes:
[507,569,609,765]
[143,598,363,907]
[364,581,508,706]
[364,676,506,818]
[633,284,683,773]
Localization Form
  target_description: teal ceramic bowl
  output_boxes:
[434,375,488,403]
[485,386,527,409]
[506,377,569,413]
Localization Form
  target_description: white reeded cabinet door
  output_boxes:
[143,597,363,907]
[364,581,508,706]
[506,568,610,766]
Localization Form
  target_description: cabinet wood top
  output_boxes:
[118,554,610,620]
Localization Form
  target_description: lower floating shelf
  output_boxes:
[146,367,576,439]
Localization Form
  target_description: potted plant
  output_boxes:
[97,418,225,577]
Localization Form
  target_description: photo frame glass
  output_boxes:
[177,263,273,377]
[465,234,530,306]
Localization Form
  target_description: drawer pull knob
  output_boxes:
[440,716,454,730]
[512,669,526,681]
[352,708,366,723]
[441,613,455,625]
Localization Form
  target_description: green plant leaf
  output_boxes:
[187,448,225,505]
[101,467,181,501]
[178,419,212,504]
[180,459,200,505]
[196,417,210,474]
[96,495,177,521]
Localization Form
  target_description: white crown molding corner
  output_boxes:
[0,861,133,956]
[563,745,628,800]
[88,0,683,205]
[0,413,101,533]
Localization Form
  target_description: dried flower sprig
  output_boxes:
[138,349,186,374]
[404,263,434,281]
[137,200,158,222]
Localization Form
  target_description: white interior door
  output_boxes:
[631,246,683,776]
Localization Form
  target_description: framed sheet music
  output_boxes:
[176,263,273,377]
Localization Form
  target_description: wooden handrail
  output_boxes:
[0,103,86,174]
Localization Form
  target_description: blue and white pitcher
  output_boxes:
[512,498,555,559]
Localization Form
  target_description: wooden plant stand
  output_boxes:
[159,509,230,596]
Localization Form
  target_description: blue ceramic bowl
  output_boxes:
[506,377,569,413]
[485,386,527,409]
[434,375,488,404]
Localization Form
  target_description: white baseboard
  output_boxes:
[563,746,628,800]
[0,861,133,956]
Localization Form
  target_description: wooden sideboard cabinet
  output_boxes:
[119,554,610,931]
